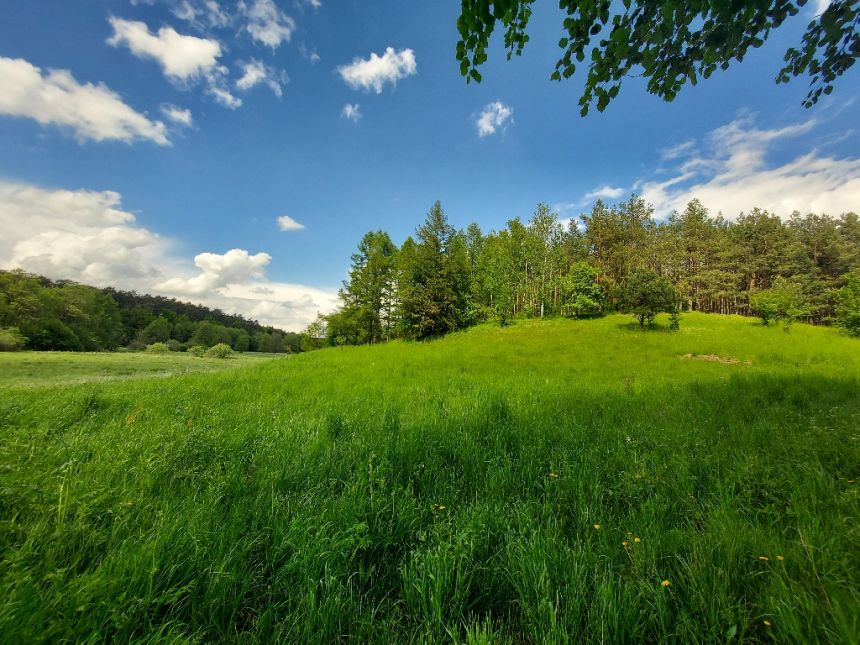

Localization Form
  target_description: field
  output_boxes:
[0,351,285,389]
[1,313,858,643]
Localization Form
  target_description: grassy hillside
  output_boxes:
[1,313,858,642]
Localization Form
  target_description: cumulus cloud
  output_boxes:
[475,101,513,137]
[585,185,625,200]
[277,215,305,231]
[0,56,169,145]
[236,59,288,96]
[241,0,296,49]
[0,179,337,330]
[155,248,271,296]
[638,113,860,218]
[172,0,231,28]
[341,103,361,122]
[209,84,242,109]
[161,103,193,126]
[107,17,222,82]
[337,47,417,93]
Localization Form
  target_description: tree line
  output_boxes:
[314,196,860,345]
[0,270,302,353]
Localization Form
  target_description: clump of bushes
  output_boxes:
[144,342,171,354]
[205,343,234,359]
[187,345,206,357]
[749,277,808,331]
[834,273,860,337]
[0,327,27,351]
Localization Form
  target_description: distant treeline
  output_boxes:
[315,196,860,345]
[0,270,302,352]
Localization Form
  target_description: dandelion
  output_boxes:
[759,556,770,561]
[634,537,641,544]
[622,541,630,548]
[763,620,772,627]
[776,555,784,561]
[549,472,559,479]
[661,580,671,588]
[593,523,601,530]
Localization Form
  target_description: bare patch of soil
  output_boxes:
[680,353,752,365]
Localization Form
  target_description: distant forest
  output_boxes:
[319,196,860,345]
[0,270,302,352]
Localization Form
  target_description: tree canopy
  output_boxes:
[456,0,860,114]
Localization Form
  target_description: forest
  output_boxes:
[0,270,302,353]
[320,196,860,345]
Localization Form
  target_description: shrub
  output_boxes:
[187,345,207,357]
[749,277,808,329]
[206,343,234,359]
[834,273,860,337]
[0,327,27,351]
[620,271,678,328]
[166,339,183,352]
[145,342,171,354]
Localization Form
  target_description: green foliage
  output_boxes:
[620,271,678,328]
[205,342,234,359]
[139,316,172,345]
[187,344,207,357]
[456,1,859,114]
[144,342,171,354]
[1,314,858,641]
[669,309,681,331]
[166,339,183,352]
[834,272,860,336]
[0,326,27,351]
[749,277,808,329]
[560,262,604,317]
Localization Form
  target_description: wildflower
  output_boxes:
[661,580,671,588]
[776,555,784,561]
[549,472,559,479]
[634,537,641,544]
[759,556,770,561]
[593,523,601,530]
[763,620,772,627]
[622,541,630,548]
[433,503,446,511]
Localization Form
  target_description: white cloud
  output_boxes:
[156,248,271,296]
[304,0,322,8]
[236,59,288,97]
[476,100,513,137]
[107,17,222,82]
[173,0,231,28]
[341,103,361,122]
[337,47,417,93]
[639,113,860,218]
[814,0,831,15]
[241,0,295,49]
[277,215,305,231]
[661,139,696,160]
[161,104,193,126]
[208,83,242,109]
[0,56,169,145]
[0,179,337,330]
[584,185,625,200]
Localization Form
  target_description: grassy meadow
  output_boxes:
[1,313,858,642]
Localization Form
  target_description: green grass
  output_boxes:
[0,350,285,389]
[1,313,858,643]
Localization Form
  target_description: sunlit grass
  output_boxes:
[1,313,858,642]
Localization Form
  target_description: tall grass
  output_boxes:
[1,313,858,642]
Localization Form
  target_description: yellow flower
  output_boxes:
[763,620,772,627]
[593,523,601,530]
[433,503,446,511]
[776,555,784,561]
[622,541,630,547]
[759,556,770,561]
[634,537,641,544]
[549,472,559,479]
[661,580,671,588]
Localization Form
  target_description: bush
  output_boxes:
[749,277,808,329]
[620,271,678,328]
[0,327,27,351]
[205,343,234,359]
[145,342,171,354]
[166,339,183,352]
[187,345,207,357]
[834,273,860,337]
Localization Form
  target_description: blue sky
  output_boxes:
[1,0,858,330]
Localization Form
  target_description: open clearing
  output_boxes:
[1,313,858,642]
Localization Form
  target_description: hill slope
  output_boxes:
[1,313,858,642]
